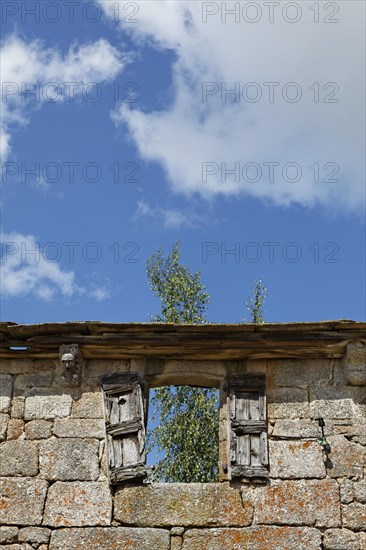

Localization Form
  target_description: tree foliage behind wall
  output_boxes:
[243,276,267,324]
[146,241,209,324]
[146,241,219,482]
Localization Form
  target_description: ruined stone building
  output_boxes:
[0,320,365,549]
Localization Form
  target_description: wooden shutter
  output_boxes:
[102,373,148,484]
[229,375,268,479]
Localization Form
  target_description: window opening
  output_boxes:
[147,385,219,483]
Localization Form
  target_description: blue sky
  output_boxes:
[1,0,365,325]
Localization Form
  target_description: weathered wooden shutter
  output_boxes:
[229,375,268,479]
[102,373,148,484]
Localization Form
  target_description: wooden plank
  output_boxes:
[229,393,236,420]
[235,392,250,420]
[103,392,110,423]
[103,383,135,394]
[230,431,236,463]
[259,394,266,420]
[109,396,120,425]
[137,429,145,456]
[1,321,364,360]
[136,384,147,456]
[1,319,364,335]
[260,432,269,466]
[118,392,134,423]
[112,437,123,469]
[14,327,365,343]
[106,419,142,437]
[236,434,250,466]
[231,464,269,478]
[0,348,350,360]
[0,344,357,360]
[106,434,115,468]
[235,393,246,420]
[110,463,146,484]
[122,436,140,467]
[232,420,267,433]
[132,387,140,419]
[250,435,261,467]
[249,395,260,420]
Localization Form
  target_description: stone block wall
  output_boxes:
[0,344,365,549]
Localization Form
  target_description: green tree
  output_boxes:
[243,276,268,323]
[146,240,209,324]
[146,241,219,482]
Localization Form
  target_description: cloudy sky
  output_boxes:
[1,0,365,324]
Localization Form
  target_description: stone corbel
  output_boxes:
[59,344,84,386]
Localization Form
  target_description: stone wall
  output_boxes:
[0,343,365,549]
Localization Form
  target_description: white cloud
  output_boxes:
[134,199,207,229]
[162,209,191,230]
[0,34,128,160]
[102,0,365,213]
[0,230,110,302]
[1,231,78,300]
[89,286,111,301]
[135,199,152,218]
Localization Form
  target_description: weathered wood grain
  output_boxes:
[229,376,269,479]
[0,321,364,359]
[102,374,147,484]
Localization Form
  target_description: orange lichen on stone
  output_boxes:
[114,483,254,528]
[182,526,322,549]
[255,479,341,528]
